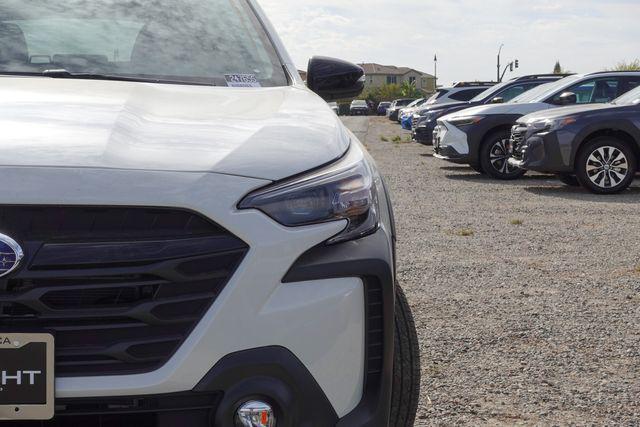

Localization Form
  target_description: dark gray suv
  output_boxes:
[510,85,640,194]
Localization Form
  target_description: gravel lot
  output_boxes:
[342,116,640,426]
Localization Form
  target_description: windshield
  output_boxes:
[405,98,424,108]
[510,82,556,104]
[0,0,288,87]
[511,75,583,103]
[352,100,367,106]
[426,90,446,104]
[469,81,513,102]
[613,86,640,105]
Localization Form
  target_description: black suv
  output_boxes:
[510,85,640,194]
[412,74,568,145]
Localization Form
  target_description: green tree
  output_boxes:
[399,81,422,98]
[553,61,562,74]
[553,61,571,74]
[358,82,424,106]
[610,59,640,71]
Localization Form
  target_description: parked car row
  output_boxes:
[413,75,567,145]
[389,71,640,194]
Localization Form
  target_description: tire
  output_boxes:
[556,173,580,187]
[479,130,527,180]
[389,284,420,427]
[575,137,637,194]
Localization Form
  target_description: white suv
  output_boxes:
[425,83,495,106]
[0,1,420,426]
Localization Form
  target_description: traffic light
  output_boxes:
[510,62,514,72]
[515,59,520,69]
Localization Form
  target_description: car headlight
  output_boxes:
[527,117,576,133]
[419,111,444,124]
[239,144,379,244]
[448,116,485,127]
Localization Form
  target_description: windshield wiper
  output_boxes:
[40,69,217,86]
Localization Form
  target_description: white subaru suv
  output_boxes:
[0,1,420,426]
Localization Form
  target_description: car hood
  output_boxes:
[442,102,554,119]
[518,103,613,124]
[418,101,472,115]
[0,77,349,181]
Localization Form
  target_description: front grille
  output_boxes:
[510,125,527,160]
[2,392,222,427]
[0,206,248,377]
[411,116,419,128]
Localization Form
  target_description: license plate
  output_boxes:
[0,333,54,420]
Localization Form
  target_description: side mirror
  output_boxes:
[556,92,577,106]
[490,97,504,104]
[307,56,365,101]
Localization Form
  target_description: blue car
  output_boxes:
[401,113,413,130]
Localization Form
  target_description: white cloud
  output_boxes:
[258,0,640,85]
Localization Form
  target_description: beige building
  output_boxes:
[358,63,436,94]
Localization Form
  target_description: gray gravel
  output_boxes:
[343,116,640,426]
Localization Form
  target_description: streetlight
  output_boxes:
[497,43,504,82]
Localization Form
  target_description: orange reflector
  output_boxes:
[261,411,268,424]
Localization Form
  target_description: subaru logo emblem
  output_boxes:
[0,234,23,278]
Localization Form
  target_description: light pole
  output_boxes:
[434,54,438,90]
[497,43,504,82]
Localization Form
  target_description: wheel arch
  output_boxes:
[466,114,522,164]
[573,125,640,168]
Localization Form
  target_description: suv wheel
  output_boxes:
[576,137,637,194]
[480,131,526,180]
[390,284,421,427]
[556,173,580,187]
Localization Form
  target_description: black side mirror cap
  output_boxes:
[490,97,504,104]
[556,91,577,106]
[307,56,365,101]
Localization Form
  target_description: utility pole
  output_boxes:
[434,54,438,90]
[497,43,504,82]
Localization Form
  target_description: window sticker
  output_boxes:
[225,74,261,87]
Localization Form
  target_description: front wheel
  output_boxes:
[480,131,526,180]
[389,285,421,427]
[575,137,637,194]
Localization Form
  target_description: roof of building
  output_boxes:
[358,63,434,78]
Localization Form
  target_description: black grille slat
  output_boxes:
[366,282,384,378]
[0,206,224,241]
[0,206,248,377]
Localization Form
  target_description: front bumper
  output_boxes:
[0,165,396,426]
[432,123,471,162]
[509,128,572,173]
[412,121,436,145]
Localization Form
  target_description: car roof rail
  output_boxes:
[587,70,640,75]
[514,73,574,80]
[452,81,497,87]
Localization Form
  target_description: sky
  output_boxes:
[258,0,640,86]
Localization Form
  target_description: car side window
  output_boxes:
[623,77,640,92]
[552,78,620,104]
